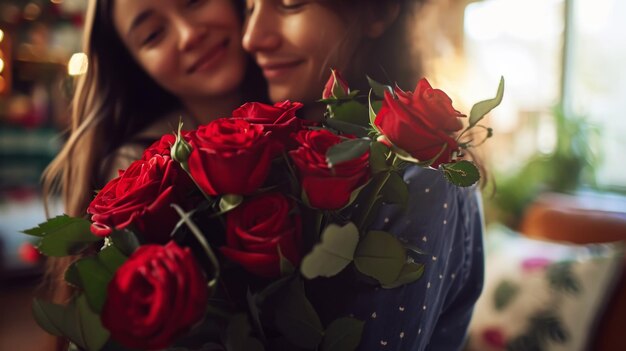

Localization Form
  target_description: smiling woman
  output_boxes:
[242,1,487,350]
[111,0,247,114]
[40,0,265,349]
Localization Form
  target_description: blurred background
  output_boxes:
[0,0,624,350]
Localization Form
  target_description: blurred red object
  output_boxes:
[18,242,42,264]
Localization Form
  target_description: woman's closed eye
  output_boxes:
[186,0,208,8]
[280,0,308,11]
[141,27,165,47]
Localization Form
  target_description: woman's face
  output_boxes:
[113,0,246,101]
[242,0,361,103]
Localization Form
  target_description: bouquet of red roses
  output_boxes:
[24,72,503,351]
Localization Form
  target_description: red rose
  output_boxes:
[289,130,369,210]
[102,241,209,350]
[374,78,465,167]
[220,193,301,278]
[322,69,350,99]
[232,100,305,149]
[187,118,276,196]
[88,154,193,243]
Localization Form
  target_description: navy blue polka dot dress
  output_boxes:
[349,165,485,351]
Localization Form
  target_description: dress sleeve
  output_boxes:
[346,166,485,351]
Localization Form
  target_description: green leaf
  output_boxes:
[278,245,295,277]
[442,160,480,187]
[76,295,110,351]
[469,76,505,127]
[300,222,360,279]
[369,141,389,174]
[326,138,370,168]
[32,299,66,336]
[97,245,127,273]
[109,230,140,256]
[368,91,382,132]
[321,317,364,351]
[354,231,406,285]
[246,290,266,342]
[22,215,81,237]
[225,314,265,351]
[382,262,425,289]
[76,246,127,313]
[367,76,393,99]
[219,194,244,213]
[75,258,113,313]
[256,275,293,303]
[274,279,324,349]
[324,118,370,138]
[32,298,88,349]
[493,280,520,311]
[380,171,408,207]
[328,100,370,128]
[34,217,100,257]
[65,263,82,288]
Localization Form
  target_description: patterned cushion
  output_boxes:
[466,225,624,351]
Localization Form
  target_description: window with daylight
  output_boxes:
[443,0,625,192]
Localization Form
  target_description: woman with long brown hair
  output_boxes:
[242,1,485,349]
[41,0,264,349]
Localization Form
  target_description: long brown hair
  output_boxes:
[319,0,428,91]
[40,1,262,348]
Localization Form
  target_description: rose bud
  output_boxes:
[171,121,193,165]
[322,69,350,99]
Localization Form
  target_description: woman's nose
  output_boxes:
[177,17,207,51]
[242,6,281,53]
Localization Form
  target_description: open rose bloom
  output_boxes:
[25,72,501,351]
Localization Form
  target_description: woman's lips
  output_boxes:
[187,39,229,74]
[259,60,305,80]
